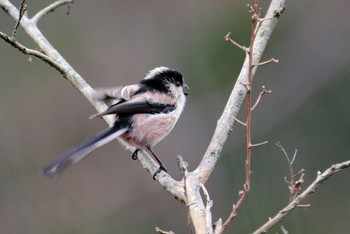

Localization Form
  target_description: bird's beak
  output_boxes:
[183,83,189,96]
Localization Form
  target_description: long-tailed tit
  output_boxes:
[43,67,188,179]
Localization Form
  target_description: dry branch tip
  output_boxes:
[12,0,27,39]
[155,227,175,234]
[253,58,279,67]
[249,141,268,148]
[32,0,74,24]
[251,86,272,111]
[224,32,249,53]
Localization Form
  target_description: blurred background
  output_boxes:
[1,0,349,233]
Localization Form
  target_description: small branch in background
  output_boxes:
[194,0,285,188]
[224,32,248,52]
[252,160,350,234]
[12,0,26,38]
[219,192,245,233]
[253,58,279,67]
[280,225,289,234]
[220,2,273,232]
[32,0,74,24]
[276,142,305,201]
[232,116,246,127]
[249,141,268,148]
[251,86,272,111]
[155,227,175,234]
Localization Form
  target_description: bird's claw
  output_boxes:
[132,150,139,160]
[152,165,167,180]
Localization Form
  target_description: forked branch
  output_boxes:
[253,160,350,234]
[218,2,280,232]
[32,0,74,24]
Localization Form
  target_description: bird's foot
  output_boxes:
[152,165,167,180]
[132,149,139,160]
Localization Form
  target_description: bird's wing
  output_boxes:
[89,99,174,119]
[93,84,141,102]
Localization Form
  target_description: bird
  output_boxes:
[42,66,188,179]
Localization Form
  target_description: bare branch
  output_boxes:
[0,31,66,75]
[253,58,279,67]
[12,0,26,38]
[249,141,269,148]
[32,0,74,24]
[280,225,289,234]
[200,183,214,234]
[252,160,350,234]
[214,2,286,232]
[225,32,249,53]
[297,204,311,208]
[155,227,175,234]
[251,86,272,111]
[276,142,305,201]
[194,0,286,183]
[185,174,207,234]
[291,149,298,164]
[220,189,249,233]
[232,115,246,127]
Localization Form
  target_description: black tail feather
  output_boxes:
[43,127,127,177]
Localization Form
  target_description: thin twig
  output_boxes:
[232,116,246,127]
[221,2,262,231]
[0,31,66,76]
[219,2,279,232]
[155,227,175,234]
[32,0,74,24]
[253,58,279,66]
[252,160,350,234]
[195,0,285,183]
[251,86,272,111]
[280,225,289,234]
[276,142,305,201]
[249,141,268,148]
[225,32,249,53]
[12,0,26,38]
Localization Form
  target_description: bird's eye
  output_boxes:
[175,81,181,86]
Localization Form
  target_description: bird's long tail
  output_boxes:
[42,127,128,177]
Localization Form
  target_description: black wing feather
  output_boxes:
[90,100,174,119]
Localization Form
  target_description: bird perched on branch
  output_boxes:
[43,67,188,179]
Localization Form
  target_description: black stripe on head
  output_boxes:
[139,67,184,94]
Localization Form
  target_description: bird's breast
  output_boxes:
[120,112,178,148]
